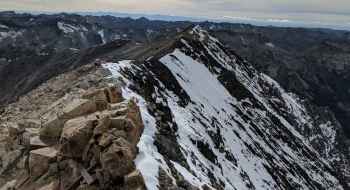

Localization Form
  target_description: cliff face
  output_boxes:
[1,25,350,190]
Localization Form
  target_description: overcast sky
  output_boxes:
[1,0,349,29]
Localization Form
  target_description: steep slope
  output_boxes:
[207,26,350,138]
[101,25,350,189]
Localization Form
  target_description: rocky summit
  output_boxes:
[1,24,350,190]
[0,61,146,189]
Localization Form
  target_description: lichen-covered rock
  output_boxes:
[114,137,138,157]
[100,143,135,178]
[110,115,126,130]
[123,99,144,146]
[59,115,97,157]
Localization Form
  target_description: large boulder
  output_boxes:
[83,86,122,104]
[59,115,97,157]
[124,170,147,190]
[83,88,109,103]
[100,143,135,178]
[95,67,112,77]
[105,86,123,104]
[123,114,144,146]
[29,147,58,180]
[40,115,69,138]
[114,137,138,157]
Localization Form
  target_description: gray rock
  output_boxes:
[1,149,22,173]
[95,67,112,77]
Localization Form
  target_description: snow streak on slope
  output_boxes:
[102,25,349,189]
[57,22,87,33]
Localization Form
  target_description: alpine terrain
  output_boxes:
[1,24,350,189]
[1,11,350,141]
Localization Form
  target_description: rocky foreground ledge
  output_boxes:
[0,60,147,189]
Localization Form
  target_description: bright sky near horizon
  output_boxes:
[1,0,349,29]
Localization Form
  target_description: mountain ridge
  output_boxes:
[103,25,350,189]
[1,24,350,189]
[1,11,349,140]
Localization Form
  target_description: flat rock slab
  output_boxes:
[1,149,22,172]
[29,147,58,180]
[29,136,56,151]
[62,98,96,118]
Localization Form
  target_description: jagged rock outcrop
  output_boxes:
[0,60,146,190]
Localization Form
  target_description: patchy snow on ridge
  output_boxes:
[0,24,8,29]
[58,22,87,34]
[0,30,23,41]
[103,61,176,190]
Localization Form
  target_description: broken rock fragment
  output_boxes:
[29,147,58,180]
[59,115,97,157]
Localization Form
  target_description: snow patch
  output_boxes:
[0,24,8,29]
[98,30,105,44]
[266,42,274,47]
